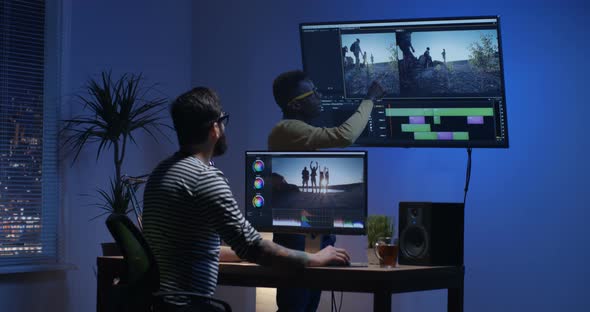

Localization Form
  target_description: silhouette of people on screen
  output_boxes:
[396,31,416,61]
[341,46,347,67]
[363,51,368,67]
[301,166,310,192]
[371,53,374,65]
[343,46,354,69]
[422,47,432,68]
[350,38,362,68]
[442,48,446,63]
[324,167,329,192]
[319,167,325,193]
[310,161,319,193]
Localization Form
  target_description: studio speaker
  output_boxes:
[398,202,464,266]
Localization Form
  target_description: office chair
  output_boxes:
[106,213,232,312]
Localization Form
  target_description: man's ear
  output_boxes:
[289,101,302,111]
[210,122,221,139]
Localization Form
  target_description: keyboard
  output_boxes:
[326,261,368,267]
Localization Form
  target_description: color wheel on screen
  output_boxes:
[253,177,264,189]
[252,195,264,208]
[252,160,264,172]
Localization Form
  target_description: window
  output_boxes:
[0,0,60,267]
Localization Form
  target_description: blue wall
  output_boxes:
[193,0,590,311]
[62,1,192,311]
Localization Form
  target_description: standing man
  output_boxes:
[324,167,329,191]
[442,48,446,63]
[319,166,325,193]
[423,47,432,68]
[142,87,350,311]
[301,166,310,192]
[310,161,319,193]
[268,70,384,311]
[350,38,362,68]
[269,70,384,150]
[396,31,416,62]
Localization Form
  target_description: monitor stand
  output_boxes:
[303,233,322,253]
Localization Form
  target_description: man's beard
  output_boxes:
[213,133,228,156]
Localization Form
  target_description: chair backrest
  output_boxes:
[106,213,160,310]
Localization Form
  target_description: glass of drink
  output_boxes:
[374,237,399,267]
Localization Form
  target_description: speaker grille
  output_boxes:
[400,225,429,259]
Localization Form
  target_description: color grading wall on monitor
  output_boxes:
[245,151,368,235]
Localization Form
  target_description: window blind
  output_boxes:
[0,0,59,267]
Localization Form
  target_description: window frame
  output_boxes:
[0,0,67,272]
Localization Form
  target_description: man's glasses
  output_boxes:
[287,87,320,105]
[217,112,230,127]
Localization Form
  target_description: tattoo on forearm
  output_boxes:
[255,240,309,268]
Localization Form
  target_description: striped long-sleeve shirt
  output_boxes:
[143,152,262,297]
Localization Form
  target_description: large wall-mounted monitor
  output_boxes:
[300,16,509,148]
[245,151,367,235]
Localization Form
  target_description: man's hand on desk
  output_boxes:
[253,240,351,268]
[308,246,350,267]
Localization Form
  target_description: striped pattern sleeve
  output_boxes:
[197,168,262,261]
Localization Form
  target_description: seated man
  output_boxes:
[142,87,350,310]
[268,70,384,311]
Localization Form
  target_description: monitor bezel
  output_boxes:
[299,15,509,149]
[245,150,368,235]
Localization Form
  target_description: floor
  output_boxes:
[256,288,278,312]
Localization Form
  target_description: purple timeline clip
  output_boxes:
[437,132,453,140]
[409,116,425,124]
[467,116,484,124]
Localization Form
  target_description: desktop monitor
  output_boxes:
[245,151,367,235]
[300,16,509,148]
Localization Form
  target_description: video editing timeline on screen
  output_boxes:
[300,16,509,147]
[245,152,367,235]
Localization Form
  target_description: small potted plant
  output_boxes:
[62,71,170,255]
[366,215,395,265]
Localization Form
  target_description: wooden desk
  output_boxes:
[218,262,464,312]
[97,257,464,312]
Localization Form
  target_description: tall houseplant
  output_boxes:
[62,71,169,228]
